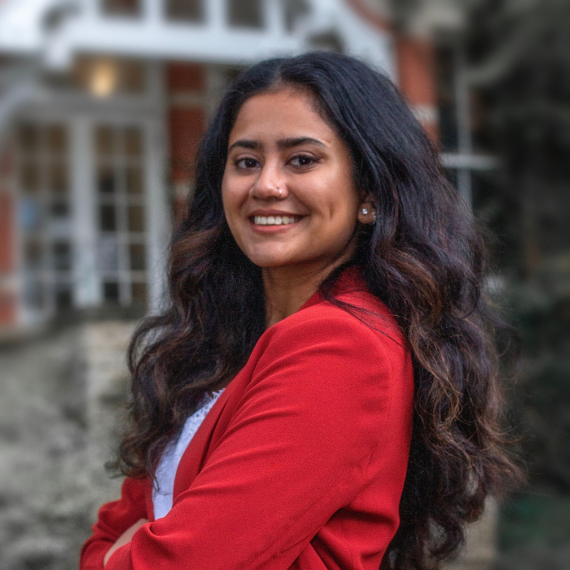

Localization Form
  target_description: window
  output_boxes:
[228,0,263,29]
[309,31,344,53]
[284,0,310,32]
[435,42,498,203]
[73,57,145,97]
[102,0,140,17]
[16,122,73,313]
[166,0,204,22]
[95,125,148,307]
[435,45,458,153]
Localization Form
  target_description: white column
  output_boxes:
[144,120,170,314]
[71,117,101,307]
[144,63,170,314]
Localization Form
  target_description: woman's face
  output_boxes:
[222,87,363,277]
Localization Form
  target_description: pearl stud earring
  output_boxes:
[362,207,369,215]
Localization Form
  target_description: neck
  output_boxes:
[262,260,347,328]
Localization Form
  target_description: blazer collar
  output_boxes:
[298,265,367,312]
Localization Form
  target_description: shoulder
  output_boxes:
[247,287,411,400]
[266,287,406,358]
[233,287,413,453]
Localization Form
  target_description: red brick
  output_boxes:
[0,193,14,273]
[0,290,15,326]
[345,0,391,32]
[396,36,437,108]
[167,62,206,93]
[422,122,440,146]
[169,107,205,182]
[396,35,439,144]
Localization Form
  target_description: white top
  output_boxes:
[152,389,225,520]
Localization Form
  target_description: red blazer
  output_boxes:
[80,271,414,570]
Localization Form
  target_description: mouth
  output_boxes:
[251,215,302,226]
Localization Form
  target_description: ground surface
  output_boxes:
[0,326,124,570]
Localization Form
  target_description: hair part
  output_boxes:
[115,52,522,570]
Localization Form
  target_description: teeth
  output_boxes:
[253,215,299,226]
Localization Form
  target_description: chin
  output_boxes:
[249,258,288,269]
[244,250,294,269]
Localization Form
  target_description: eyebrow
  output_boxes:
[228,137,326,151]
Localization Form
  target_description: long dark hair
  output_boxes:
[117,52,521,570]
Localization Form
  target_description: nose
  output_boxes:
[250,160,285,200]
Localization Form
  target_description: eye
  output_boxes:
[235,157,260,169]
[289,154,317,167]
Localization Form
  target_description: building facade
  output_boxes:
[0,0,467,331]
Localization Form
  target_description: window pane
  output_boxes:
[128,205,145,232]
[124,127,142,156]
[20,161,41,192]
[284,0,310,32]
[53,241,72,271]
[19,197,42,231]
[55,285,73,309]
[131,281,147,304]
[76,58,145,96]
[435,46,459,153]
[98,165,116,194]
[228,0,263,28]
[98,237,119,271]
[443,168,458,190]
[120,60,145,93]
[129,243,146,270]
[46,125,67,154]
[18,124,40,153]
[102,0,140,16]
[49,163,68,194]
[95,126,114,155]
[24,240,43,269]
[51,202,70,219]
[24,278,44,309]
[126,166,143,194]
[166,0,204,21]
[103,281,120,302]
[100,204,117,231]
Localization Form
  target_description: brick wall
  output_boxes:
[166,62,207,224]
[396,35,440,143]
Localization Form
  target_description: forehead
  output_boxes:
[228,88,339,145]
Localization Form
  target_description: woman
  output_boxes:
[81,52,520,570]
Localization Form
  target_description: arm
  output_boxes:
[98,313,408,570]
[80,476,149,570]
[103,519,148,567]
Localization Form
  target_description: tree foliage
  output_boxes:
[464,0,570,493]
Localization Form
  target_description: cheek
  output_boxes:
[221,192,239,243]
[222,171,248,209]
[330,175,360,222]
[221,176,237,218]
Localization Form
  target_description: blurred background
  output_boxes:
[0,1,568,569]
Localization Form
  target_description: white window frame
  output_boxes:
[12,60,169,322]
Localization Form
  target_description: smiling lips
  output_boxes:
[252,215,302,226]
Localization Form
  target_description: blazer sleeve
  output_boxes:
[80,476,149,570]
[88,311,410,570]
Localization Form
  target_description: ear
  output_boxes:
[357,198,376,224]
